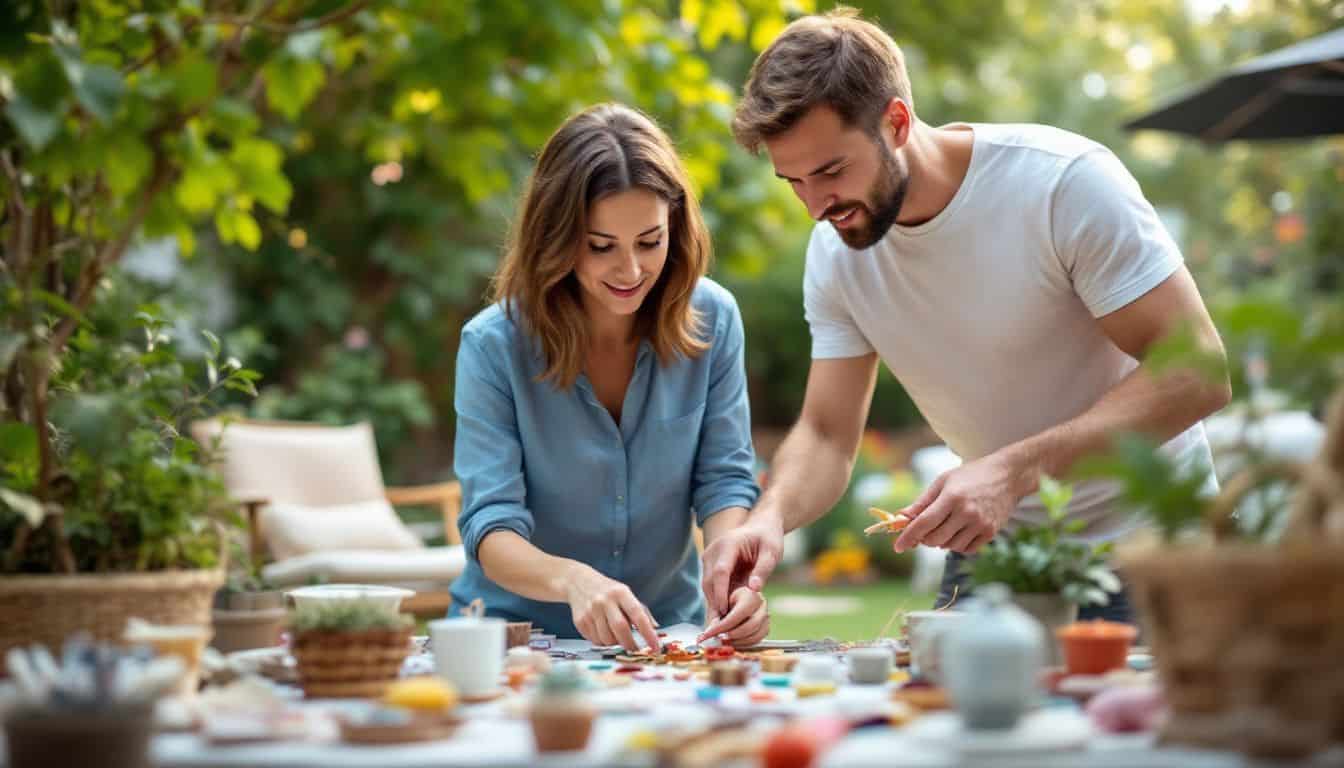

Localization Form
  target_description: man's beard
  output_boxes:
[830,144,908,250]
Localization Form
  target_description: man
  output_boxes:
[698,7,1229,635]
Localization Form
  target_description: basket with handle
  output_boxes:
[1120,389,1344,759]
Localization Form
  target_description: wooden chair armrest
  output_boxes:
[385,481,462,546]
[234,497,269,573]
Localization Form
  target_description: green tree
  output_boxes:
[0,1,370,572]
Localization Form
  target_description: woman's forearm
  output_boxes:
[476,530,584,603]
[701,506,750,549]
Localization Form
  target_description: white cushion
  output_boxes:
[194,420,387,507]
[262,546,467,587]
[261,499,424,561]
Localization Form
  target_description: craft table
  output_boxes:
[4,635,1340,768]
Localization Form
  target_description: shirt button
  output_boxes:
[616,495,624,503]
[613,548,623,557]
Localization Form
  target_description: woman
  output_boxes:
[450,104,767,651]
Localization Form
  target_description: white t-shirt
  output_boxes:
[804,123,1216,541]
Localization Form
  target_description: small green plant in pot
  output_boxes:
[963,475,1122,662]
[211,567,287,654]
[289,601,414,699]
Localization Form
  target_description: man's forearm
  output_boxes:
[1001,361,1231,497]
[754,420,858,533]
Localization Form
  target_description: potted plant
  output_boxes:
[289,600,414,699]
[211,568,287,654]
[1081,309,1344,759]
[0,2,366,666]
[962,475,1122,662]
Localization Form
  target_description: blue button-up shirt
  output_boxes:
[449,278,759,637]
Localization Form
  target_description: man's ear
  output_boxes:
[883,97,912,149]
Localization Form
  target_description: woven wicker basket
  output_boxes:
[0,567,225,675]
[291,626,414,699]
[1121,388,1344,759]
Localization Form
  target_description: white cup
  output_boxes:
[846,646,894,684]
[429,616,506,697]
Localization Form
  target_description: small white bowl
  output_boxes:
[286,584,415,612]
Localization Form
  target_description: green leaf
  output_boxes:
[71,64,124,122]
[169,51,216,109]
[208,97,260,137]
[4,93,64,150]
[32,289,83,322]
[1087,565,1122,594]
[215,207,262,251]
[223,378,259,397]
[263,56,325,120]
[0,421,38,467]
[104,133,151,197]
[230,138,292,213]
[201,329,221,358]
[1037,474,1073,519]
[0,487,45,527]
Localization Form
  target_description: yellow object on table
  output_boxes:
[384,677,459,711]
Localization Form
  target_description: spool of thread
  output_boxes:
[709,661,747,687]
[760,655,799,674]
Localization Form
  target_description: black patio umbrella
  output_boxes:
[1125,25,1344,141]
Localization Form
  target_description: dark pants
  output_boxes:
[935,551,1136,625]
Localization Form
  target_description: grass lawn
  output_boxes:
[762,577,935,642]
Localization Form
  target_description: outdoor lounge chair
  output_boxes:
[192,418,464,617]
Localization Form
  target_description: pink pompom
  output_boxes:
[1086,685,1166,733]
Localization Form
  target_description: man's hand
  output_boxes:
[893,452,1027,554]
[562,563,660,652]
[700,511,785,619]
[698,586,769,647]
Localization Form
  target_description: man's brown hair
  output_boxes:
[492,103,710,389]
[732,6,913,153]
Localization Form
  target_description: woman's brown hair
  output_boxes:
[492,103,710,388]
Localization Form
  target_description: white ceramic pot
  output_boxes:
[908,611,967,684]
[285,584,415,613]
[942,583,1046,730]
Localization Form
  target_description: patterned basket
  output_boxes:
[0,568,224,675]
[1121,388,1344,759]
[291,626,414,699]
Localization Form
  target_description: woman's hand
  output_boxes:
[562,563,660,652]
[699,586,769,648]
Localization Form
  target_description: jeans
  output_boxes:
[935,551,1136,625]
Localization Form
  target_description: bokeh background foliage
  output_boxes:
[4,0,1342,491]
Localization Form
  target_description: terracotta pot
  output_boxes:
[4,707,153,768]
[528,702,595,752]
[210,607,287,653]
[1057,620,1138,676]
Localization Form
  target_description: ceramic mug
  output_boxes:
[846,647,893,684]
[793,654,840,685]
[908,611,967,684]
[429,616,505,697]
